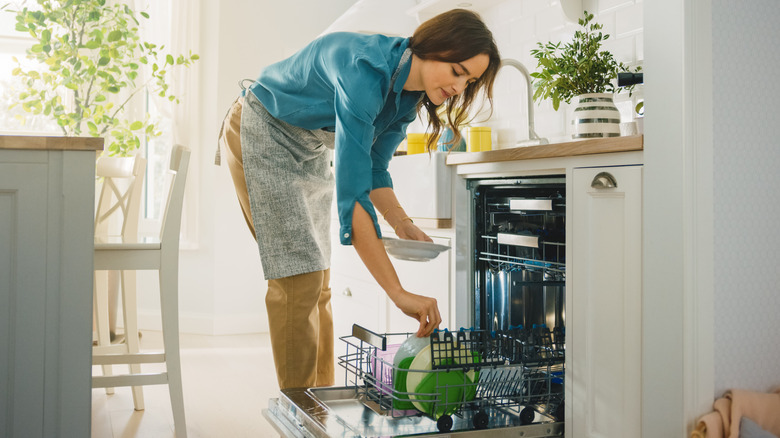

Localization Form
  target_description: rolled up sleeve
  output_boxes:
[332,65,385,245]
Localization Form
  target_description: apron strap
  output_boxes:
[215,79,255,165]
[390,48,412,91]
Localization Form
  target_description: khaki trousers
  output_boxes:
[219,96,335,389]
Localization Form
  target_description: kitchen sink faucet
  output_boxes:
[500,58,549,147]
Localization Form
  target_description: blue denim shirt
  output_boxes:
[247,32,423,245]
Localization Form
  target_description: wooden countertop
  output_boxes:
[0,135,104,151]
[445,135,643,165]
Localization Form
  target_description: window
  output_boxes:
[1,1,199,246]
[142,93,173,223]
[0,9,59,134]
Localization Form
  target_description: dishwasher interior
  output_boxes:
[472,176,566,337]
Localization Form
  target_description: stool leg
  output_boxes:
[93,270,114,395]
[121,269,145,410]
[108,269,120,340]
[159,265,187,438]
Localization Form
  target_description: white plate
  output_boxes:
[405,342,477,414]
[405,345,432,404]
[382,237,450,262]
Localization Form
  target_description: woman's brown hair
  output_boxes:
[408,9,501,151]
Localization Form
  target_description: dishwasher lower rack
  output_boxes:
[338,324,564,434]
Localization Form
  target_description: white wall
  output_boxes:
[479,0,644,147]
[712,0,780,395]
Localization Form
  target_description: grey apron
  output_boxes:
[239,48,411,280]
[240,92,335,280]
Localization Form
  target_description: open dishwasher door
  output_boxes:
[263,325,563,438]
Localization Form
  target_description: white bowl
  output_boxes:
[382,237,450,262]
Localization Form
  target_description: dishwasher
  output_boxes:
[263,175,567,437]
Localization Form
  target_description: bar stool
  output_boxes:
[93,153,146,401]
[92,145,191,438]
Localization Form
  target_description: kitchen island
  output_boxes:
[0,135,102,438]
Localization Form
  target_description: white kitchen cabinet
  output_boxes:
[329,217,388,367]
[330,273,385,359]
[570,165,643,438]
[0,136,102,438]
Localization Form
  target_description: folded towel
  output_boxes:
[728,388,780,437]
[692,387,780,438]
[693,411,724,438]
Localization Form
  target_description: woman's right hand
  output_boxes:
[389,289,442,337]
[350,200,441,337]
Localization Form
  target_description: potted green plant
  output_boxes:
[3,0,199,156]
[530,11,640,138]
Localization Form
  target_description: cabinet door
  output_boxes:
[330,274,384,360]
[0,160,49,437]
[570,165,642,438]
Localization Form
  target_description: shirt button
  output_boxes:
[343,233,350,238]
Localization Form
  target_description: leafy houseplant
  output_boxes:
[4,0,199,156]
[530,11,640,111]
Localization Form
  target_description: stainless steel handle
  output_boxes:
[509,199,553,211]
[342,287,352,297]
[497,232,539,248]
[352,324,387,350]
[591,172,618,189]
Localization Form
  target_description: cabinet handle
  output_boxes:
[342,287,352,297]
[591,172,618,189]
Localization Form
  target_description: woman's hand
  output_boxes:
[389,289,442,337]
[351,200,442,337]
[394,219,433,242]
[369,187,432,242]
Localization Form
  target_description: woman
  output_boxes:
[217,9,501,390]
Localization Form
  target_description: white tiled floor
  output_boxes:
[91,331,281,438]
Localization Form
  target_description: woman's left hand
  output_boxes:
[370,188,432,242]
[395,219,433,242]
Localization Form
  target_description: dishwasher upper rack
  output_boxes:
[338,325,564,433]
[479,234,566,279]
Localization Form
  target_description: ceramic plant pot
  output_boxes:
[572,93,620,139]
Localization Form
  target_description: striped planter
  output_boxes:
[572,93,620,139]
